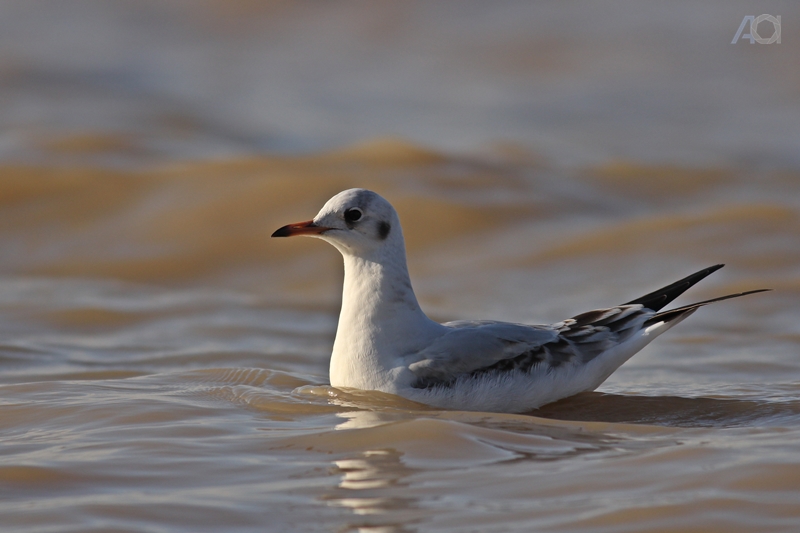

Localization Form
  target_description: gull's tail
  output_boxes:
[622,264,770,327]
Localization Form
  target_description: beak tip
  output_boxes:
[271,220,328,238]
[271,226,291,238]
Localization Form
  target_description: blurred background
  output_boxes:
[1,1,798,165]
[0,0,797,295]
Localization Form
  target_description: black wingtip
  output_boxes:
[624,264,726,312]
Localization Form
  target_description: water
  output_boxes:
[1,2,799,532]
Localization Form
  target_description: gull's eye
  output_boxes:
[344,208,362,223]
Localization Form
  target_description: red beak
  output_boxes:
[271,219,331,237]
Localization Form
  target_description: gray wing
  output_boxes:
[409,304,651,389]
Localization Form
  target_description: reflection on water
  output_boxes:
[325,449,420,533]
[321,411,617,533]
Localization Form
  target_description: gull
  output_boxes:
[272,188,768,413]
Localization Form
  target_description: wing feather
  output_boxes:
[408,321,557,387]
[410,304,652,389]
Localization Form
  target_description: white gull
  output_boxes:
[272,188,768,413]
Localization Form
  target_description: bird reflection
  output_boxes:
[322,447,422,533]
[333,410,414,431]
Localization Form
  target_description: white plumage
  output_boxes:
[273,188,767,413]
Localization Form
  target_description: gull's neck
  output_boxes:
[329,244,443,391]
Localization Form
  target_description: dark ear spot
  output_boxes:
[378,221,391,240]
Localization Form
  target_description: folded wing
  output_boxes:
[409,305,651,388]
[409,264,769,391]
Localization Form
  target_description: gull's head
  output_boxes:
[272,188,401,257]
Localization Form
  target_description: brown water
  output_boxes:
[1,2,800,532]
